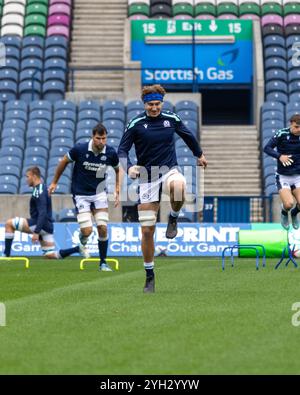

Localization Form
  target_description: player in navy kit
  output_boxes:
[118,84,207,292]
[2,167,81,259]
[264,114,300,230]
[49,123,120,271]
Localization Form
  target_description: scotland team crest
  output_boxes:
[163,120,170,127]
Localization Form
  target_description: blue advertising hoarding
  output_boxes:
[0,223,251,257]
[131,20,253,85]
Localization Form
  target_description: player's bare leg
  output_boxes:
[279,189,294,230]
[166,179,186,239]
[291,188,300,229]
[3,218,32,257]
[138,202,159,293]
[93,208,112,271]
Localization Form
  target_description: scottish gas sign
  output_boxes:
[131,20,253,85]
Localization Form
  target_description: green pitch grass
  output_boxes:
[0,256,300,374]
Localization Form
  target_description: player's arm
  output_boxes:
[32,186,48,241]
[48,155,70,194]
[175,118,207,168]
[112,151,120,207]
[117,124,139,178]
[263,135,293,166]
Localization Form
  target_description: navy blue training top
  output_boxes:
[67,141,119,196]
[30,183,54,234]
[117,110,202,180]
[264,127,300,175]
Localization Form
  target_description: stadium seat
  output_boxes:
[22,35,44,50]
[266,91,288,104]
[0,175,19,189]
[102,100,124,113]
[0,69,18,83]
[286,35,300,49]
[25,146,48,159]
[42,80,65,102]
[102,119,125,132]
[19,80,42,101]
[54,100,76,113]
[47,164,72,179]
[45,35,68,50]
[44,58,67,72]
[51,137,73,148]
[78,100,101,113]
[75,137,90,145]
[3,118,26,130]
[53,119,75,132]
[75,128,90,140]
[262,101,284,112]
[20,69,43,85]
[5,109,27,122]
[54,109,76,124]
[1,128,25,139]
[52,128,73,140]
[49,145,70,158]
[0,184,18,194]
[150,3,172,17]
[58,208,77,222]
[49,4,72,17]
[6,99,28,112]
[21,46,43,61]
[19,183,33,194]
[77,119,99,131]
[0,36,22,50]
[0,156,22,168]
[23,156,47,169]
[30,100,52,112]
[2,136,25,149]
[103,109,125,123]
[127,100,144,112]
[27,136,50,149]
[44,46,68,61]
[27,119,51,131]
[46,174,70,187]
[0,164,20,178]
[5,46,20,61]
[52,182,70,194]
[175,100,198,112]
[106,128,123,139]
[127,109,143,122]
[265,69,288,82]
[0,145,23,159]
[265,80,288,94]
[177,109,198,122]
[30,109,52,122]
[0,80,17,101]
[78,109,100,123]
[27,127,49,139]
[261,110,285,122]
[162,100,174,112]
[43,69,66,84]
[47,25,70,39]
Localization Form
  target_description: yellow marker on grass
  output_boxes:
[80,258,119,271]
[0,257,30,269]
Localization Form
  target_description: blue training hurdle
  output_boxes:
[222,244,266,271]
[275,245,298,269]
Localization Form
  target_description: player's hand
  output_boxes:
[48,182,57,194]
[280,155,294,167]
[114,191,120,207]
[128,165,140,179]
[197,154,207,169]
[31,233,39,243]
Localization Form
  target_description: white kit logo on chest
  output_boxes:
[163,120,170,127]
